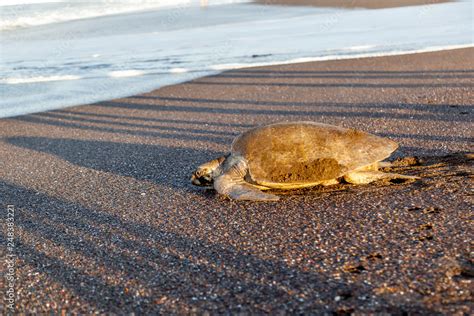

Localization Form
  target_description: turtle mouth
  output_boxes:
[191,174,213,187]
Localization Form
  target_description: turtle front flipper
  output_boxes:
[215,176,280,201]
[214,155,279,201]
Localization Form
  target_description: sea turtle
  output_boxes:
[191,121,418,201]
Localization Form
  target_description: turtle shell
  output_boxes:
[231,121,398,186]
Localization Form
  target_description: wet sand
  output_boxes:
[0,48,473,314]
[255,0,453,9]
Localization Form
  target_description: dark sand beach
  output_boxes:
[1,48,473,314]
[255,0,453,9]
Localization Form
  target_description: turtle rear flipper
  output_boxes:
[213,157,279,201]
[344,170,420,184]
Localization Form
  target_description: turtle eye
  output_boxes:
[195,170,204,177]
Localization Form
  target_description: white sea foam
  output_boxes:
[1,75,81,84]
[170,68,189,74]
[108,70,146,78]
[1,0,64,5]
[0,0,251,31]
[348,45,376,51]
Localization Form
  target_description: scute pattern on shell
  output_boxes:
[231,121,398,186]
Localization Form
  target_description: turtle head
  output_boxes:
[191,155,227,187]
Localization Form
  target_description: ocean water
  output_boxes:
[0,0,472,118]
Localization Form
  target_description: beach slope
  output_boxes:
[0,48,472,314]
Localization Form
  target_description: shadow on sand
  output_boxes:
[0,180,379,314]
[5,136,222,191]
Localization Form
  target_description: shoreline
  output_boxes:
[254,0,454,9]
[2,44,472,119]
[1,48,472,314]
[209,43,474,70]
